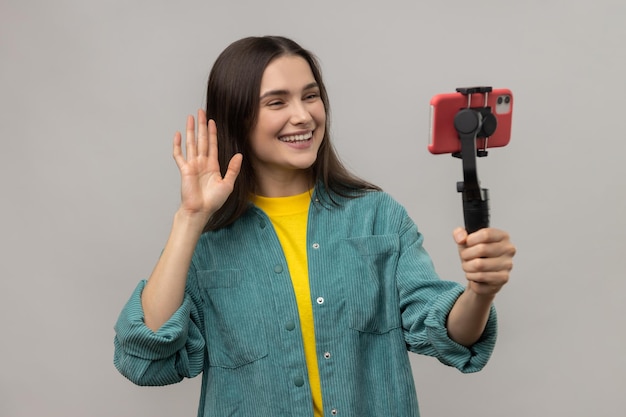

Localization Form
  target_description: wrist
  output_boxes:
[173,207,212,231]
[463,285,496,305]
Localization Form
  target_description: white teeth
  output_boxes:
[279,132,313,142]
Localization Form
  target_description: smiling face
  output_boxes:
[249,55,326,196]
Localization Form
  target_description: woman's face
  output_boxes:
[249,55,326,192]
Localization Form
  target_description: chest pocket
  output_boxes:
[341,234,402,334]
[197,269,268,368]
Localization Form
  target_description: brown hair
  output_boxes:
[204,36,380,231]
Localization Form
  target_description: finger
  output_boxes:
[172,131,185,167]
[453,227,468,245]
[461,255,514,274]
[461,239,516,263]
[223,153,243,185]
[197,109,209,157]
[459,241,508,261]
[207,119,220,166]
[465,228,509,247]
[185,114,197,159]
[465,270,510,287]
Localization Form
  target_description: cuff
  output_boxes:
[424,285,498,373]
[114,280,194,360]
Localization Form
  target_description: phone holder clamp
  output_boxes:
[453,86,495,233]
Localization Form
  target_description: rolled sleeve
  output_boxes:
[113,280,205,386]
[422,286,498,373]
[398,212,498,373]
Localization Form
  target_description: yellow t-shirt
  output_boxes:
[252,190,323,417]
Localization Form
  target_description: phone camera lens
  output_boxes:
[504,96,511,104]
[497,97,503,105]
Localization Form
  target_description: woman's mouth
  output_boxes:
[278,131,313,143]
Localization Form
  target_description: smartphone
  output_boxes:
[428,88,513,155]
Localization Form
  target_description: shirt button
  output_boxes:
[312,242,320,249]
[324,352,331,359]
[294,376,305,387]
[316,297,324,305]
[331,409,338,415]
[285,321,296,331]
[259,220,266,229]
[274,264,283,274]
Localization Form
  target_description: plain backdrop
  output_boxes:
[1,0,625,416]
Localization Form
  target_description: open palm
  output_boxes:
[173,110,243,220]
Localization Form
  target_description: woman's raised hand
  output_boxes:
[173,109,243,221]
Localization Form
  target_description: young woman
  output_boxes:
[114,36,516,417]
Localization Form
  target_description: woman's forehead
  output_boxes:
[259,56,316,94]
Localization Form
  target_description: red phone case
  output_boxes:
[428,88,513,154]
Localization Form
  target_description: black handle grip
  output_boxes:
[463,189,490,234]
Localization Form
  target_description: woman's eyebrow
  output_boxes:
[259,82,319,99]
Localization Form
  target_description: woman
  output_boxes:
[114,36,516,417]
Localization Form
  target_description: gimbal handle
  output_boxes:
[453,87,496,234]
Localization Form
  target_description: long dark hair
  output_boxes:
[204,36,380,231]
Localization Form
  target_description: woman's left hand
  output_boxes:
[453,227,516,297]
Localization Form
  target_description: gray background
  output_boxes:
[1,0,624,416]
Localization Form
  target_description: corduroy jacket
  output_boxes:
[114,188,497,417]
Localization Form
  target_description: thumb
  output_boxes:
[223,153,243,184]
[453,227,468,245]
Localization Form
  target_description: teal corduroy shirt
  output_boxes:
[114,188,497,417]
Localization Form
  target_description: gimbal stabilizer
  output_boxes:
[452,86,498,234]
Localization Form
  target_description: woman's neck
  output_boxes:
[253,170,314,197]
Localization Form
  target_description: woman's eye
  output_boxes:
[305,93,319,101]
[267,100,283,107]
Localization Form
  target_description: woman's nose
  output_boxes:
[290,101,312,125]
